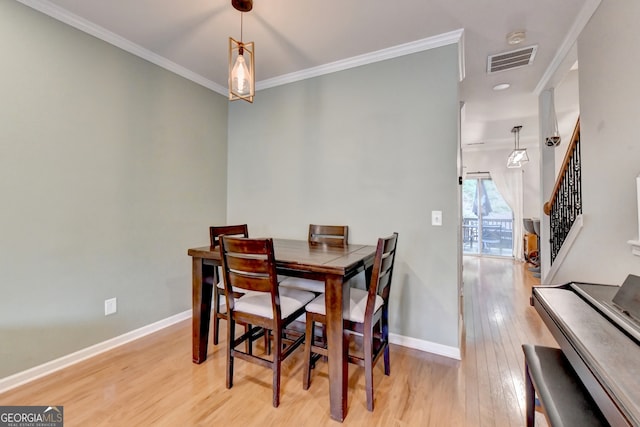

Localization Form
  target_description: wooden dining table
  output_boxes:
[188,238,377,422]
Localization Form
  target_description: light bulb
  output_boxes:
[231,54,250,96]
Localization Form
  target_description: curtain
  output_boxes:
[488,168,524,260]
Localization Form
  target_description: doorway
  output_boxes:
[462,173,514,257]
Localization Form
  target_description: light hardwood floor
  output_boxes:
[0,257,556,426]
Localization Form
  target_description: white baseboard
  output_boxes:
[0,310,191,394]
[1,310,460,394]
[390,333,461,361]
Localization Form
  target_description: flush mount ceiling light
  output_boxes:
[493,83,511,91]
[507,125,528,168]
[506,30,526,45]
[229,0,255,103]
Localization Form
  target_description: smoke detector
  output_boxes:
[506,31,526,45]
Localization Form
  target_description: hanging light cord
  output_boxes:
[237,12,244,55]
[512,126,522,149]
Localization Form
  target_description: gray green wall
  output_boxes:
[227,46,461,349]
[551,0,640,285]
[0,1,228,377]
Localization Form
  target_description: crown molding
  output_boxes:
[458,29,466,82]
[257,29,465,90]
[534,0,601,95]
[18,0,463,96]
[16,0,228,95]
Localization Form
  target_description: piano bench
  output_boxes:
[522,345,608,427]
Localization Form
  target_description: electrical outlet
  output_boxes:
[432,210,443,226]
[105,298,117,316]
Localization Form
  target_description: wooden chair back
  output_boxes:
[208,224,249,346]
[365,232,399,322]
[219,236,280,320]
[308,224,349,247]
[209,224,248,248]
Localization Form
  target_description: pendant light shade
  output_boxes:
[228,1,255,103]
[507,125,528,168]
[229,38,254,102]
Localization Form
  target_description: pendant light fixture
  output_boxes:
[506,125,528,168]
[229,0,254,103]
[545,89,561,146]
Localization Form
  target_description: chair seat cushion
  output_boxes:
[305,288,383,324]
[218,289,262,314]
[279,276,326,293]
[235,287,315,320]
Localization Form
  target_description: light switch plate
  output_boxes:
[432,210,442,226]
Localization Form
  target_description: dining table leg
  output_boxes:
[325,274,349,422]
[192,257,212,364]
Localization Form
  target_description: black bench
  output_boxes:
[522,345,609,426]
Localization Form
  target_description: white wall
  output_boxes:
[554,69,581,176]
[550,0,640,285]
[227,46,461,350]
[0,2,228,377]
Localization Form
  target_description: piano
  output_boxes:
[531,274,640,426]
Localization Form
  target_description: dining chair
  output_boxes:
[279,224,349,294]
[209,224,249,346]
[302,232,399,411]
[219,235,316,407]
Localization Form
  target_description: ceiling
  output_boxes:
[22,0,594,149]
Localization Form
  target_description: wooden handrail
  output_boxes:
[543,118,581,215]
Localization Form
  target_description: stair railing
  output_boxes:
[543,118,582,264]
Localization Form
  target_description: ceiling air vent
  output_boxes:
[487,45,537,73]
